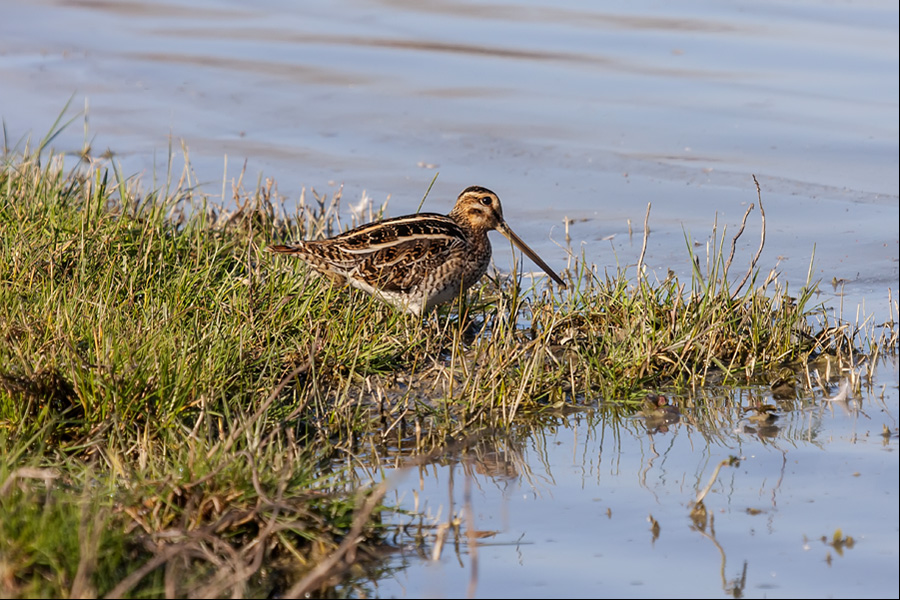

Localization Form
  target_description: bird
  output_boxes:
[267,185,566,315]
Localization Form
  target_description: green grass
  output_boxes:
[0,124,896,597]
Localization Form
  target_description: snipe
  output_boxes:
[268,186,565,315]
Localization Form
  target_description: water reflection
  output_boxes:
[342,370,894,598]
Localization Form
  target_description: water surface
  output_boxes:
[372,365,898,598]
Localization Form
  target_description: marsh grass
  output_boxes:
[1,121,896,598]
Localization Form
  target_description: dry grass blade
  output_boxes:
[636,201,652,280]
[0,467,60,496]
[731,174,767,298]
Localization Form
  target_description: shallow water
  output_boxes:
[2,0,897,597]
[369,362,898,598]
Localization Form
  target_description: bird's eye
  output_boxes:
[480,196,492,206]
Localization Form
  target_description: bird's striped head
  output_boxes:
[449,185,567,288]
[450,186,504,232]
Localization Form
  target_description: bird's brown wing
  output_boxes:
[269,213,469,293]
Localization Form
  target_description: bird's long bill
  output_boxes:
[497,221,566,288]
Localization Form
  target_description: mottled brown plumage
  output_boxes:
[268,186,565,315]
